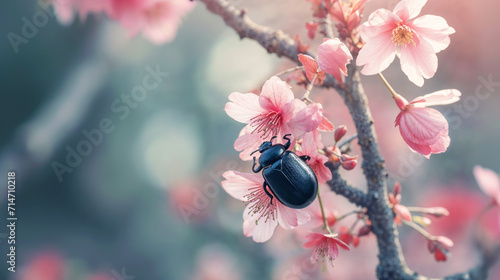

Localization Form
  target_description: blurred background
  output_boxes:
[1,0,499,279]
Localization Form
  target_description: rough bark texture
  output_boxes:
[199,0,496,279]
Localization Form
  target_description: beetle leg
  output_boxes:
[252,157,263,173]
[283,134,292,150]
[299,155,311,162]
[263,182,274,205]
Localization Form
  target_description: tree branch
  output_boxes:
[326,162,367,207]
[199,0,496,279]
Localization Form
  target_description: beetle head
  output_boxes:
[251,136,277,155]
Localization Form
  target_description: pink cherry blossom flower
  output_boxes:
[317,38,353,83]
[473,166,500,206]
[108,0,196,44]
[303,232,350,265]
[222,171,310,243]
[225,76,325,160]
[296,132,332,183]
[356,0,455,86]
[393,89,461,158]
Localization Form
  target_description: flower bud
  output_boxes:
[393,182,401,197]
[340,154,358,170]
[334,125,347,142]
[413,216,432,227]
[341,159,357,170]
[352,236,360,247]
[358,225,371,237]
[427,207,450,217]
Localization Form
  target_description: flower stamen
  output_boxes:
[249,112,282,138]
[244,187,276,223]
[391,25,416,47]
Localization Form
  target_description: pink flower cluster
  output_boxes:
[49,0,196,44]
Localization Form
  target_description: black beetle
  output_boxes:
[251,134,318,209]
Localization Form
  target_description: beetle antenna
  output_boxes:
[250,149,259,156]
[270,135,277,143]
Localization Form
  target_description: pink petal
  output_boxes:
[221,171,263,201]
[359,8,400,38]
[357,31,397,75]
[399,127,431,158]
[411,15,455,53]
[393,0,427,21]
[411,89,461,107]
[249,216,278,243]
[316,160,332,183]
[234,129,262,161]
[428,129,450,155]
[334,237,351,251]
[398,107,447,145]
[317,39,353,82]
[277,204,310,230]
[225,92,264,123]
[288,101,323,136]
[473,166,500,204]
[318,117,335,131]
[300,131,318,155]
[259,76,294,112]
[303,233,325,248]
[397,107,450,158]
[328,239,340,259]
[298,54,319,83]
[399,38,437,86]
[276,203,298,229]
[243,219,255,237]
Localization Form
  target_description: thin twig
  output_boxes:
[274,66,303,77]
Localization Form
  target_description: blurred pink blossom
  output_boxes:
[356,0,455,86]
[222,171,310,242]
[473,165,500,206]
[50,0,195,44]
[303,232,350,266]
[225,76,325,160]
[317,38,353,83]
[20,251,64,280]
[394,89,461,158]
[191,245,242,280]
[108,0,196,44]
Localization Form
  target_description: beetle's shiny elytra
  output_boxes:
[251,134,318,209]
